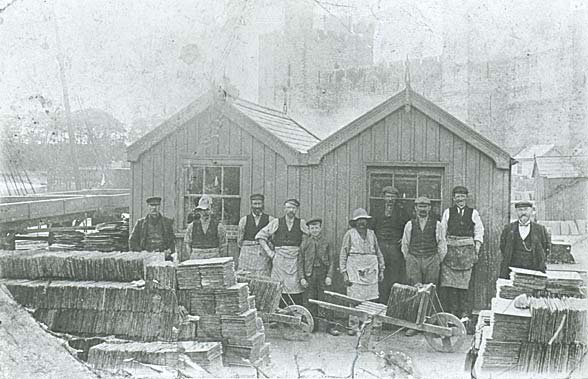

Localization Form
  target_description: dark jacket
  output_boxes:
[129,214,175,253]
[299,234,334,279]
[499,221,550,278]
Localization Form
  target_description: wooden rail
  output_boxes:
[0,193,129,226]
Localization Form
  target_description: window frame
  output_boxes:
[180,156,249,231]
[365,161,447,219]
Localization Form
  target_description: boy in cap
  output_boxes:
[299,218,339,335]
[256,199,309,306]
[129,196,176,261]
[340,208,385,335]
[237,194,274,276]
[499,201,549,278]
[182,194,228,261]
[439,186,484,320]
[401,196,447,336]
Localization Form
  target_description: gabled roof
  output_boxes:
[533,156,588,179]
[127,91,320,163]
[230,97,320,153]
[305,87,513,169]
[514,144,559,159]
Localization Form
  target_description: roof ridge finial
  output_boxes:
[404,55,411,113]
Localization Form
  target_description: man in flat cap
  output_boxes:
[237,194,275,276]
[372,186,410,304]
[401,196,446,336]
[499,201,549,278]
[256,199,309,306]
[129,196,176,261]
[182,194,228,261]
[439,186,484,320]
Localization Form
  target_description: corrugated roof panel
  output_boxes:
[231,98,320,153]
[535,156,588,178]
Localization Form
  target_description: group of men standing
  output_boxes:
[129,184,550,336]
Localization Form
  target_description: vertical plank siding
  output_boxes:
[131,106,510,310]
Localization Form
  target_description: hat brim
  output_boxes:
[350,215,372,221]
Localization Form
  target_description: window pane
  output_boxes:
[188,167,203,194]
[418,175,442,200]
[370,173,393,197]
[210,197,222,218]
[204,167,222,194]
[395,173,417,199]
[223,198,241,225]
[430,201,442,221]
[223,167,240,195]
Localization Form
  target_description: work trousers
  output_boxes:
[303,265,334,331]
[378,239,406,304]
[439,287,470,318]
[405,253,440,286]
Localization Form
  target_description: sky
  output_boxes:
[0,0,583,140]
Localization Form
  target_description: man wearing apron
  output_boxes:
[182,195,227,261]
[439,186,484,320]
[339,208,385,336]
[256,199,308,306]
[237,194,274,276]
[129,196,176,261]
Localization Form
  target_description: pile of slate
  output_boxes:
[1,279,177,340]
[88,341,223,371]
[496,269,586,300]
[177,258,237,289]
[490,297,531,342]
[83,221,129,252]
[176,257,270,366]
[0,249,177,341]
[479,273,588,375]
[145,261,177,290]
[0,250,162,282]
[49,230,85,250]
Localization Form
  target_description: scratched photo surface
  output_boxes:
[0,1,587,378]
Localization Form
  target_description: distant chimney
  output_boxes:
[282,86,288,114]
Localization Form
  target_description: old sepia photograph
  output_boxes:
[0,0,587,378]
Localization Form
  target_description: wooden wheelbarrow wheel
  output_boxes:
[423,312,467,353]
[283,305,314,334]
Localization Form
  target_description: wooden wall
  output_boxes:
[131,105,511,310]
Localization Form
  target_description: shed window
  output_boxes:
[184,165,241,227]
[368,167,444,219]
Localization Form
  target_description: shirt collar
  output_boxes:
[519,221,531,227]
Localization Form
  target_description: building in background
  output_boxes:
[127,85,512,311]
[533,155,588,221]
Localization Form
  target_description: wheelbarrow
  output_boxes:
[309,283,467,352]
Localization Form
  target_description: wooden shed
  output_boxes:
[533,156,588,221]
[127,87,513,310]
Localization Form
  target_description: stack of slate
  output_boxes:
[490,297,531,342]
[497,270,586,300]
[237,274,282,314]
[83,221,129,252]
[518,342,586,373]
[528,297,588,345]
[548,241,575,264]
[88,341,223,371]
[479,327,522,369]
[386,284,425,323]
[176,257,270,366]
[510,267,548,291]
[50,230,85,250]
[0,250,162,282]
[545,271,585,298]
[177,258,237,289]
[1,280,177,340]
[145,261,177,290]
[479,275,588,375]
[0,249,177,341]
